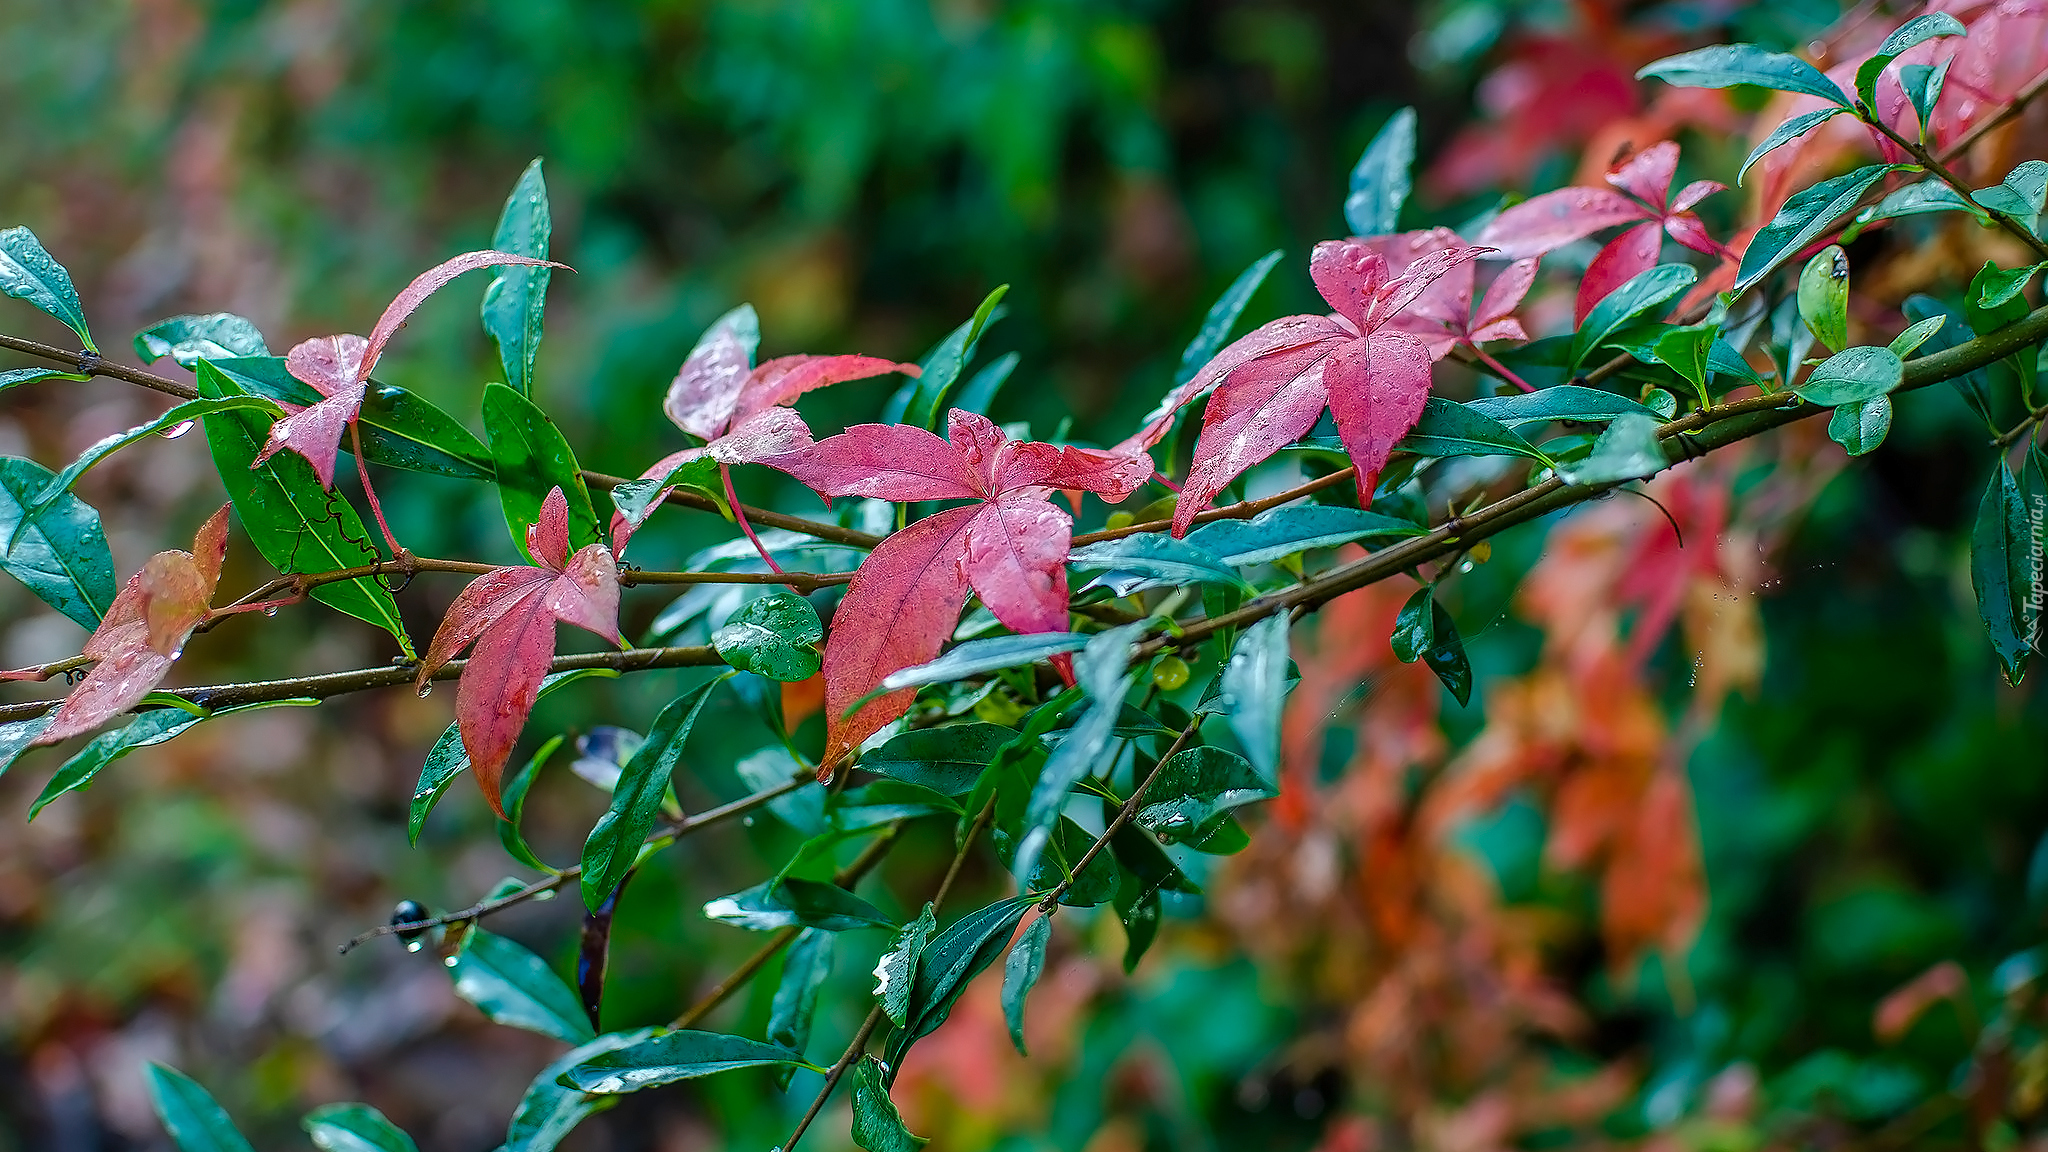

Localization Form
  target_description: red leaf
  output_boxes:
[1477,187,1646,260]
[1469,258,1539,343]
[662,307,760,441]
[730,354,921,429]
[37,505,232,745]
[770,421,983,502]
[417,486,619,813]
[1327,333,1434,503]
[1604,141,1679,209]
[1116,314,1345,456]
[253,381,366,490]
[1174,341,1341,536]
[1575,221,1665,325]
[962,496,1072,637]
[362,250,565,373]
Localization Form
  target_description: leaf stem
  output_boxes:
[1038,716,1201,911]
[1860,109,2048,261]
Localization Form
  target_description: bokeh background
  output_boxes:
[7,1,2048,1150]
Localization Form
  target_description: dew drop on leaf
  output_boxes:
[159,420,193,440]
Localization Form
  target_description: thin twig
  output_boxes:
[1039,718,1200,910]
[1939,65,2048,165]
[1863,110,2048,261]
[1070,468,1357,547]
[0,334,199,400]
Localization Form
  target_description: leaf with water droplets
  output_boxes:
[0,226,95,351]
[482,159,554,396]
[301,1103,419,1152]
[134,313,270,368]
[145,1063,256,1152]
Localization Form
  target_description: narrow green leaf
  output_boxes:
[144,1064,255,1152]
[207,358,494,481]
[1796,346,1905,407]
[892,286,1009,428]
[767,928,833,1069]
[1391,585,1435,664]
[409,723,468,845]
[876,902,937,1028]
[0,455,115,627]
[302,1103,419,1152]
[1135,746,1274,844]
[712,592,823,682]
[1068,533,1250,596]
[883,897,1034,1067]
[1740,108,1844,185]
[1185,504,1425,567]
[1421,598,1473,705]
[1178,251,1284,386]
[1972,461,2035,685]
[483,382,599,557]
[0,715,54,779]
[1113,871,1162,972]
[1221,614,1290,787]
[1854,13,1965,109]
[562,1029,811,1094]
[483,158,553,396]
[30,709,205,818]
[1397,397,1550,462]
[134,313,269,368]
[1889,315,1949,359]
[873,632,1091,696]
[499,1028,656,1152]
[1827,396,1892,456]
[0,365,87,395]
[1012,626,1139,885]
[1901,59,1952,132]
[581,679,721,908]
[1798,245,1852,352]
[1739,165,1892,291]
[1001,916,1052,1057]
[1571,264,1697,371]
[30,396,283,517]
[0,225,95,350]
[703,877,896,932]
[864,724,1012,794]
[1862,180,1984,225]
[1637,44,1850,105]
[852,1055,931,1152]
[609,452,725,538]
[449,928,595,1045]
[194,362,412,653]
[1345,107,1416,237]
[953,351,1021,417]
[1466,385,1660,428]
[497,735,559,871]
[1556,412,1669,485]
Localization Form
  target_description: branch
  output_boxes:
[1938,65,2048,165]
[1038,717,1200,910]
[337,774,813,952]
[1863,110,2048,261]
[582,468,883,550]
[1070,467,1357,547]
[0,334,200,401]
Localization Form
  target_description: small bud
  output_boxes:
[1152,655,1191,691]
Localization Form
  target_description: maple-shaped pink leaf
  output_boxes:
[34,506,232,745]
[609,306,922,556]
[759,408,1150,765]
[1356,228,1540,387]
[1160,240,1481,537]
[416,486,620,814]
[1476,141,1727,323]
[256,250,566,489]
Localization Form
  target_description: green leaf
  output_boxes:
[144,1063,255,1152]
[409,723,469,845]
[1904,295,1996,422]
[0,715,54,779]
[1135,746,1274,844]
[483,158,554,397]
[1556,412,1668,485]
[29,396,284,517]
[1900,59,1952,133]
[1397,397,1550,462]
[1637,44,1850,105]
[1796,346,1905,407]
[1855,13,1965,109]
[1652,324,1717,399]
[30,709,205,818]
[497,735,559,871]
[609,452,725,538]
[302,1103,419,1152]
[883,897,1035,1067]
[873,632,1092,697]
[581,679,721,908]
[865,723,1012,794]
[1179,251,1284,386]
[449,928,595,1045]
[1221,614,1290,788]
[1012,626,1139,885]
[194,362,412,653]
[1739,165,1893,291]
[0,365,88,395]
[1113,868,1162,972]
[953,351,1021,417]
[1709,338,1767,386]
[1001,915,1052,1057]
[1967,261,2035,336]
[0,225,95,351]
[1889,315,1949,359]
[767,927,833,1069]
[703,877,896,932]
[1973,160,2048,225]
[0,455,115,628]
[1068,532,1251,596]
[1420,598,1473,705]
[483,382,599,557]
[562,1029,812,1094]
[1185,504,1424,567]
[498,1028,656,1152]
[134,313,269,368]
[1798,245,1852,352]
[208,358,496,481]
[1466,385,1661,428]
[711,591,823,681]
[1345,107,1416,237]
[1391,585,1434,664]
[1862,180,1985,225]
[852,1055,931,1152]
[1977,262,2048,312]
[1740,108,1844,185]
[891,286,1009,428]
[1827,396,1892,456]
[1971,461,2035,685]
[1571,264,1697,371]
[876,902,938,1028]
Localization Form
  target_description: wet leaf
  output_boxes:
[144,1063,254,1152]
[1557,413,1668,485]
[208,357,495,481]
[0,455,115,628]
[449,928,595,1045]
[1854,13,1965,108]
[1827,397,1892,456]
[1636,44,1850,106]
[302,1102,419,1152]
[1397,397,1550,461]
[1001,915,1052,1056]
[1738,165,1892,291]
[561,1030,812,1094]
[581,678,721,908]
[852,1055,930,1152]
[1345,107,1416,237]
[1185,504,1425,567]
[1466,385,1660,428]
[1740,108,1844,185]
[1570,264,1697,371]
[498,1029,656,1152]
[1135,746,1274,843]
[1068,532,1251,596]
[702,877,896,932]
[134,313,269,368]
[1971,461,2034,685]
[482,158,554,396]
[864,723,1013,794]
[1221,614,1291,787]
[766,928,833,1076]
[0,225,95,350]
[1796,346,1905,407]
[883,897,1033,1067]
[712,591,823,682]
[483,383,600,559]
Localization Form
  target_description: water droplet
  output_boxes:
[443,955,459,968]
[742,815,756,827]
[416,683,433,698]
[261,605,278,617]
[159,420,193,440]
[404,940,424,953]
[1457,558,1476,574]
[534,889,556,902]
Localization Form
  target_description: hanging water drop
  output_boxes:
[416,682,433,698]
[743,815,756,827]
[261,605,279,617]
[442,955,459,968]
[404,940,423,953]
[159,420,194,440]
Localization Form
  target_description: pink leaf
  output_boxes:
[36,506,232,746]
[731,355,920,429]
[1326,333,1433,503]
[821,504,979,765]
[1473,258,1540,332]
[608,445,707,557]
[1174,342,1341,535]
[1477,187,1647,259]
[663,307,762,441]
[1575,222,1665,325]
[1117,314,1347,456]
[1669,179,1726,214]
[1663,212,1721,256]
[1309,240,1388,330]
[286,335,369,396]
[526,486,572,570]
[765,422,983,503]
[362,251,566,377]
[449,588,558,816]
[1605,141,1680,209]
[962,496,1073,637]
[252,383,366,491]
[1364,245,1491,332]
